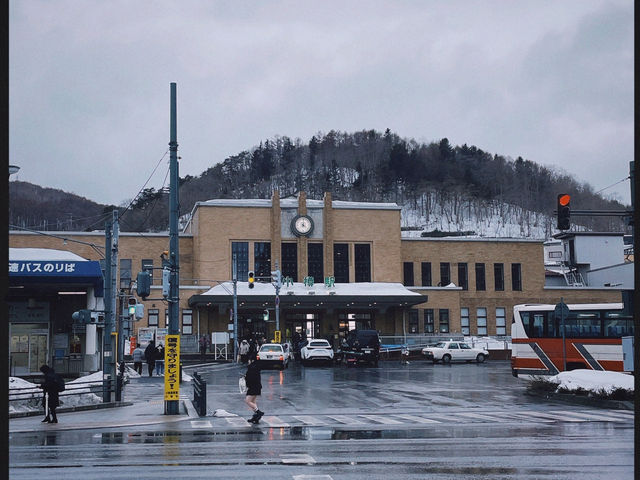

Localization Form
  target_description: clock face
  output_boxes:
[292,215,313,236]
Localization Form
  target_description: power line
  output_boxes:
[594,176,629,196]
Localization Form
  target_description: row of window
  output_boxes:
[232,241,372,283]
[146,308,194,334]
[407,307,508,336]
[403,262,522,291]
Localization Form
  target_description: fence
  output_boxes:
[9,378,115,413]
[379,335,465,352]
[192,372,207,417]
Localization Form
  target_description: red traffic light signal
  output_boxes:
[557,194,571,230]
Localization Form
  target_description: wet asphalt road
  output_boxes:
[9,359,635,479]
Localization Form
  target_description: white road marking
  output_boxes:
[550,410,633,422]
[261,416,291,427]
[190,420,212,428]
[452,412,507,422]
[358,414,404,424]
[292,416,327,426]
[292,475,332,480]
[514,411,584,422]
[325,415,366,425]
[392,414,442,424]
[281,454,316,464]
[225,416,253,427]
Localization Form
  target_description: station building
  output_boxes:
[9,191,622,374]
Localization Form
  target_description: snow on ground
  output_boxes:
[548,369,634,394]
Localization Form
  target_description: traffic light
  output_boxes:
[271,269,281,288]
[248,271,255,289]
[136,270,151,298]
[134,303,144,320]
[263,309,269,321]
[162,267,170,297]
[557,194,571,230]
[72,309,92,323]
[128,298,137,316]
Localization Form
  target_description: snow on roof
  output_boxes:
[9,248,89,261]
[194,198,400,210]
[199,281,422,297]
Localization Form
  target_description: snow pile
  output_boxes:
[549,369,634,394]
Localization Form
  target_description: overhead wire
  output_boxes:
[594,176,630,196]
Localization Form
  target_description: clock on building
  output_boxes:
[291,215,314,237]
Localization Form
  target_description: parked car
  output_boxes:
[300,339,334,366]
[256,343,290,369]
[336,329,380,366]
[422,340,489,364]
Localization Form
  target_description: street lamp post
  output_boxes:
[9,165,20,176]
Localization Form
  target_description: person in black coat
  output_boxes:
[244,353,263,423]
[145,341,158,377]
[40,365,59,423]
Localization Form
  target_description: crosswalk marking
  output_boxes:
[261,416,291,427]
[325,415,366,425]
[359,414,404,424]
[392,414,441,424]
[452,412,506,422]
[190,420,212,428]
[292,416,326,426]
[513,410,584,422]
[225,416,252,427]
[281,454,316,464]
[551,410,631,422]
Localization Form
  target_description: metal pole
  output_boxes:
[233,253,238,362]
[275,261,280,331]
[103,210,118,402]
[103,221,112,402]
[166,82,180,415]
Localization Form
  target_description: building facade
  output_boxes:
[9,192,623,374]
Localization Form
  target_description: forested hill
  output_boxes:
[9,129,629,236]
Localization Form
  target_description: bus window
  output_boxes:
[532,313,544,337]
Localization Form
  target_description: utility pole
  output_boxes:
[166,82,180,415]
[102,209,118,402]
[233,253,238,362]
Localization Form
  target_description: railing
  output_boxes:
[9,378,115,413]
[192,372,207,417]
[379,334,465,352]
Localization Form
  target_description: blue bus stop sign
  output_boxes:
[554,301,570,319]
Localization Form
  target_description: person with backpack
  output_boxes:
[40,364,63,423]
[145,340,158,377]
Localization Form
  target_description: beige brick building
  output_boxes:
[9,191,622,372]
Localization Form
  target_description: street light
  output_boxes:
[9,165,20,176]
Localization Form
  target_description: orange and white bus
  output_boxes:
[511,302,633,377]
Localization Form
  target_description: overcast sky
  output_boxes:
[9,0,634,207]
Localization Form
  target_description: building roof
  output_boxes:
[9,248,89,261]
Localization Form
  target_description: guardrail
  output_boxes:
[9,378,115,409]
[192,372,207,417]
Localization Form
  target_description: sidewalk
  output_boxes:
[9,374,199,434]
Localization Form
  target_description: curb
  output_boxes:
[525,391,634,410]
[9,401,134,419]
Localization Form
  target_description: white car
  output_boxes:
[256,343,290,369]
[300,339,334,366]
[422,341,489,364]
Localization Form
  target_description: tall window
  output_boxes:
[254,242,271,281]
[477,307,487,335]
[307,243,324,283]
[496,307,506,336]
[354,244,371,282]
[421,262,432,286]
[119,259,132,289]
[494,263,504,291]
[457,263,468,290]
[511,263,522,291]
[461,307,470,335]
[439,309,450,333]
[182,309,193,335]
[333,243,349,283]
[281,243,298,282]
[403,262,414,286]
[475,263,486,291]
[408,310,418,334]
[440,262,450,286]
[232,242,249,282]
[141,259,154,285]
[424,309,434,333]
[148,308,159,327]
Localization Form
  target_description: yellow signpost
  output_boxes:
[274,330,281,343]
[164,335,180,402]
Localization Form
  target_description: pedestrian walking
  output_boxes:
[239,339,250,363]
[199,335,209,361]
[132,343,144,375]
[145,340,158,377]
[244,353,264,424]
[155,344,165,375]
[248,336,257,358]
[39,365,61,423]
